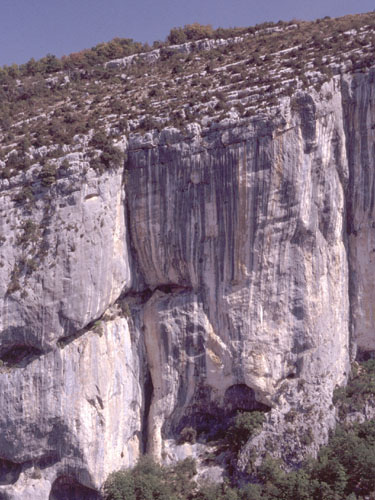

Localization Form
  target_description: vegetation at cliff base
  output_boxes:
[104,457,197,500]
[104,419,375,500]
[104,360,375,500]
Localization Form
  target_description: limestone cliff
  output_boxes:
[0,65,375,499]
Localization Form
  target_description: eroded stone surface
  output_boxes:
[0,317,143,499]
[127,78,351,464]
[344,70,375,352]
[0,71,375,497]
[0,164,131,353]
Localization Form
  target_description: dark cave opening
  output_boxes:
[49,476,100,500]
[0,458,22,485]
[176,384,271,443]
[0,344,42,367]
[223,384,270,413]
[356,348,375,362]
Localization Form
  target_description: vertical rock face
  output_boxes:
[0,164,137,498]
[127,78,350,464]
[0,317,144,499]
[344,71,375,353]
[0,163,131,353]
[0,72,375,497]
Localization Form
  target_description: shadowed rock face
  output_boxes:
[344,71,375,353]
[0,70,375,497]
[49,476,101,500]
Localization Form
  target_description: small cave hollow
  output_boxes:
[37,454,59,470]
[0,458,22,485]
[223,384,271,414]
[175,384,271,444]
[356,349,375,362]
[0,344,42,367]
[49,476,100,500]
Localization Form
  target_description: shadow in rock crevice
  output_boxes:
[141,367,154,454]
[49,476,100,500]
[0,458,22,485]
[174,383,271,443]
[0,344,43,368]
[223,384,270,413]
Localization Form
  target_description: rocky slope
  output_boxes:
[0,13,375,500]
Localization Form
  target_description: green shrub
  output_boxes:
[89,131,124,172]
[103,457,196,500]
[17,219,39,245]
[100,144,123,168]
[167,23,213,44]
[102,417,375,500]
[39,161,57,186]
[104,469,136,500]
[334,360,375,417]
[226,411,265,451]
[167,28,188,45]
[13,186,34,204]
[89,130,110,149]
[178,426,197,445]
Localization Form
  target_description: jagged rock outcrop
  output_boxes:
[106,36,243,70]
[0,70,375,498]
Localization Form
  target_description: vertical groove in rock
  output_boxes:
[343,69,375,355]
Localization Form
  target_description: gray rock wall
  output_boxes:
[0,317,144,499]
[127,77,350,466]
[0,71,374,497]
[0,162,131,353]
[344,70,375,352]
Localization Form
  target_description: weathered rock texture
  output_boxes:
[0,70,375,498]
[344,71,375,353]
[0,161,130,352]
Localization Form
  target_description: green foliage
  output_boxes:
[89,131,124,172]
[253,420,375,500]
[195,483,240,500]
[91,143,123,172]
[4,152,30,176]
[226,411,265,451]
[17,219,39,246]
[2,37,147,79]
[334,360,375,418]
[39,161,57,186]
[167,23,214,44]
[167,28,188,45]
[90,130,110,149]
[104,469,136,500]
[103,415,375,500]
[100,143,123,167]
[13,186,34,204]
[104,457,196,500]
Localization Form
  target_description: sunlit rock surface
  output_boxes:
[1,71,375,497]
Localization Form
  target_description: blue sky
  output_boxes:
[1,0,374,66]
